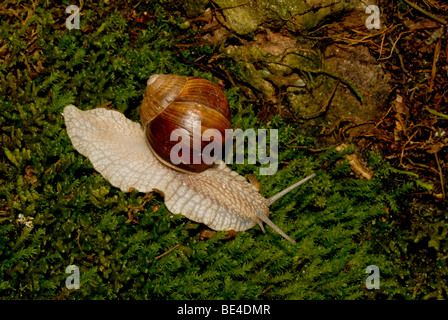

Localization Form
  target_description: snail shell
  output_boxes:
[141,74,231,173]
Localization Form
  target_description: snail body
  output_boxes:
[63,74,315,244]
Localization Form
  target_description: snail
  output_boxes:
[63,74,315,244]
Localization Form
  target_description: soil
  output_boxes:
[185,1,448,203]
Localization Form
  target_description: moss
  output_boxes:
[0,0,447,300]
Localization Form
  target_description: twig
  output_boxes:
[435,152,445,199]
[271,61,363,102]
[407,158,440,175]
[286,140,331,152]
[148,244,180,263]
[298,80,339,119]
[399,127,421,167]
[425,107,448,119]
[402,0,447,25]
[76,229,85,255]
[339,24,397,46]
[76,229,98,264]
[378,32,411,61]
[126,192,153,223]
[375,104,395,128]
[378,31,386,59]
[429,39,442,92]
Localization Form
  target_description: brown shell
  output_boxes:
[141,74,231,173]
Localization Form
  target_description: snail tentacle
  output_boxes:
[257,213,296,244]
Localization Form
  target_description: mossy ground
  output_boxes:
[1,1,447,299]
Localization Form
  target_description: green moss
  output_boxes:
[1,0,447,300]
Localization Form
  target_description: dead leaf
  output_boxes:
[394,94,409,117]
[425,141,445,154]
[403,19,441,31]
[335,144,374,180]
